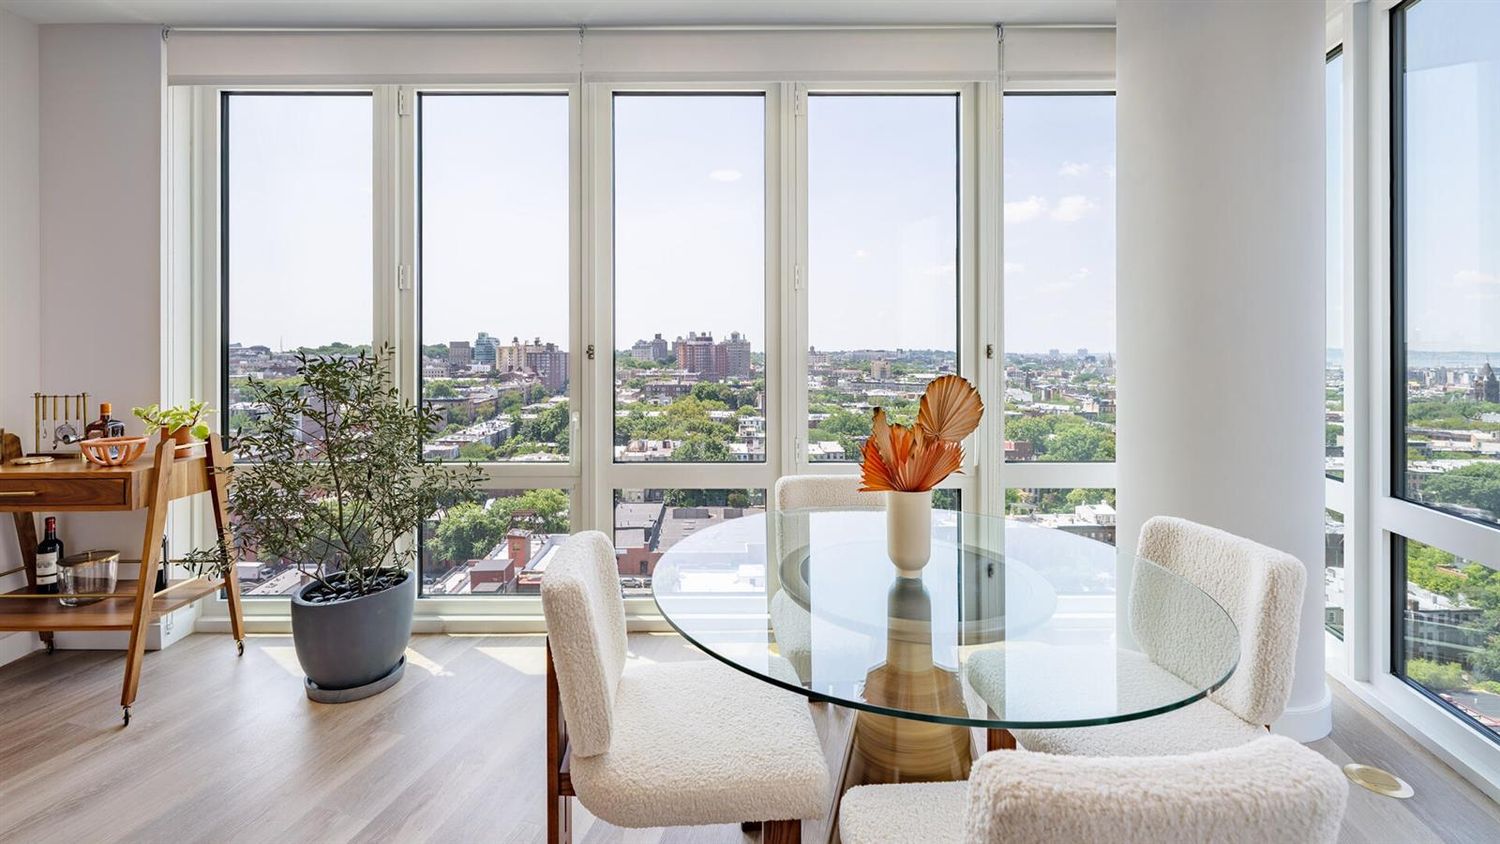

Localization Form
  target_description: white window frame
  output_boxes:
[787,82,985,514]
[586,81,786,538]
[996,64,1119,511]
[173,34,1115,634]
[1324,0,1500,801]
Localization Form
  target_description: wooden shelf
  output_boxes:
[0,578,221,632]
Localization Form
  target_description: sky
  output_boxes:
[227,93,373,351]
[807,94,958,354]
[227,43,1498,360]
[230,90,1113,355]
[1327,52,1344,355]
[1001,94,1116,355]
[1401,0,1500,354]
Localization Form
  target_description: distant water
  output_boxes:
[1330,349,1500,369]
[1406,350,1500,369]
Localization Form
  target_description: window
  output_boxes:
[1394,535,1500,741]
[614,489,767,596]
[1393,0,1500,527]
[421,489,571,595]
[805,94,959,463]
[1326,50,1346,482]
[1002,94,1117,464]
[1005,488,1117,546]
[222,93,373,435]
[418,93,571,463]
[1325,510,1345,638]
[221,93,374,596]
[612,94,767,464]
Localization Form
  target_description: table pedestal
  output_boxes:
[846,708,973,784]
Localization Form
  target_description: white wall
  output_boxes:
[1115,1,1330,739]
[38,24,166,558]
[0,8,42,662]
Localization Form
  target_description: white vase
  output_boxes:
[886,490,933,574]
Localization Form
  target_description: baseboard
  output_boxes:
[1272,683,1334,742]
[0,631,41,668]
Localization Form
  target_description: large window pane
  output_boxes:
[806,94,959,462]
[419,94,571,463]
[224,93,373,435]
[1396,536,1500,738]
[1325,510,1345,639]
[1395,0,1500,526]
[613,95,766,464]
[1003,94,1117,464]
[1005,488,1117,546]
[1326,51,1346,481]
[614,488,767,596]
[421,489,571,596]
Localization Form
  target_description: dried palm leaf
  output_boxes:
[916,374,985,443]
[870,407,895,469]
[858,437,898,492]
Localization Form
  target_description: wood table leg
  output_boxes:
[206,434,245,652]
[120,439,174,723]
[1,436,49,654]
[987,728,1017,751]
[10,511,49,653]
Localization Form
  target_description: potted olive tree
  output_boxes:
[188,347,479,701]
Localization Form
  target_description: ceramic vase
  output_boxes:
[886,489,933,574]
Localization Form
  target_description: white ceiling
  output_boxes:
[0,1,1115,28]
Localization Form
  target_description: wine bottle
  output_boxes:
[157,534,170,592]
[35,517,63,595]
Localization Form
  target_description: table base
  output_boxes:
[846,710,973,785]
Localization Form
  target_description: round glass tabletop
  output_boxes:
[652,508,1240,730]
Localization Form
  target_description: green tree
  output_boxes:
[1045,423,1115,462]
[674,434,730,463]
[1405,658,1467,692]
[1423,463,1500,519]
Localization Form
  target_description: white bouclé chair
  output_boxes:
[838,735,1348,844]
[541,531,829,843]
[774,474,874,512]
[1010,515,1308,756]
[770,475,876,676]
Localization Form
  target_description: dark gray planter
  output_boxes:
[290,569,415,700]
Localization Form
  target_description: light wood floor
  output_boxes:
[0,633,1496,843]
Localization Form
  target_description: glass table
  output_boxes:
[652,508,1240,785]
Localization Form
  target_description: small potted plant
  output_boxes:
[182,347,480,701]
[133,400,213,445]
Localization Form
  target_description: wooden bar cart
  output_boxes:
[0,431,245,725]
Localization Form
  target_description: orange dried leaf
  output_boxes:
[858,437,898,492]
[870,407,895,469]
[916,374,984,443]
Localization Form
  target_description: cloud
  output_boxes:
[709,169,742,182]
[1454,269,1500,286]
[1058,161,1090,177]
[1069,267,1092,281]
[1050,195,1098,222]
[853,249,869,259]
[1005,195,1046,223]
[1004,262,1025,275]
[923,261,957,276]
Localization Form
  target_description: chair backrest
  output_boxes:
[774,474,875,511]
[540,530,628,758]
[965,735,1347,844]
[1131,515,1306,726]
